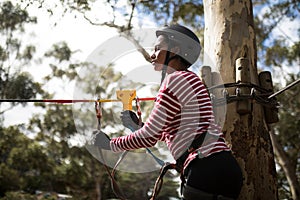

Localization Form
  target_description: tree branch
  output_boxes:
[121,30,151,63]
[127,0,136,30]
[269,126,300,200]
[83,2,151,63]
[0,105,13,115]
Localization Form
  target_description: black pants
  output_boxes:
[184,151,243,199]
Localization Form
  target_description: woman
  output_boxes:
[93,24,243,199]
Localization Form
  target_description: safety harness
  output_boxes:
[95,99,127,199]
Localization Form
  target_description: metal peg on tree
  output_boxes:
[201,65,212,88]
[211,71,226,126]
[235,57,251,114]
[259,71,279,124]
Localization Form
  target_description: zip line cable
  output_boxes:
[0,78,299,106]
[268,78,300,99]
[0,97,156,103]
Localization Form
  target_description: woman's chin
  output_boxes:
[154,64,163,71]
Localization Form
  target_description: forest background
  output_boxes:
[0,0,299,199]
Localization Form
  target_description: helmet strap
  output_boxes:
[160,50,170,85]
[160,52,184,85]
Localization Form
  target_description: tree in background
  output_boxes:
[255,1,300,199]
[0,126,51,196]
[271,75,300,200]
[0,1,45,118]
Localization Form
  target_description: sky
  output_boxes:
[24,3,118,80]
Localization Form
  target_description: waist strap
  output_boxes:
[176,131,207,169]
[183,185,235,200]
[150,132,208,200]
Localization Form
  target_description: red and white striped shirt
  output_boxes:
[110,70,230,169]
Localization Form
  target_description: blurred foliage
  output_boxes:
[0,0,299,199]
[0,1,36,32]
[45,42,72,63]
[273,74,300,199]
[0,126,53,195]
[0,1,45,116]
[254,0,299,68]
[137,0,204,28]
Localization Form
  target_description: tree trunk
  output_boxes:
[270,127,300,200]
[203,0,278,199]
[91,158,102,200]
[95,177,102,200]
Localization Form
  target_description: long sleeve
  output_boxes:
[110,74,182,152]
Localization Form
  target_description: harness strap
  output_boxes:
[135,97,165,166]
[150,132,208,199]
[94,100,127,200]
[160,50,170,85]
[135,97,143,126]
[95,99,102,130]
[150,163,179,200]
[176,132,207,168]
[97,148,127,200]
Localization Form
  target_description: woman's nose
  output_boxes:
[150,51,156,59]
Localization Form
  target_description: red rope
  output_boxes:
[0,98,155,104]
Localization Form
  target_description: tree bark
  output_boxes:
[203,0,278,199]
[270,127,300,200]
